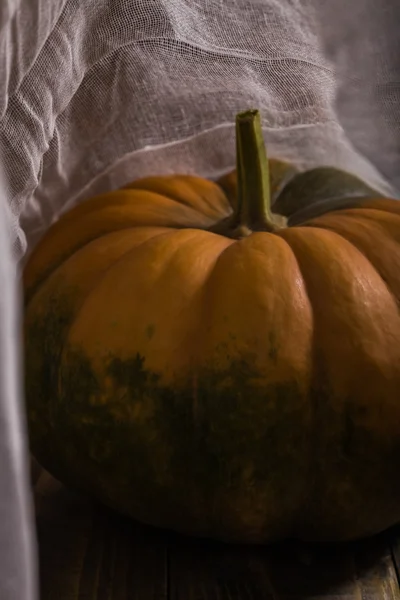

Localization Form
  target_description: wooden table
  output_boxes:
[33,463,400,600]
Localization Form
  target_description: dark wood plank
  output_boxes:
[391,530,400,587]
[34,465,400,600]
[347,533,400,600]
[169,531,400,600]
[34,469,168,600]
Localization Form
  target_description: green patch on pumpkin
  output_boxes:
[25,291,400,542]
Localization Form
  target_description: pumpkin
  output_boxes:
[24,110,400,544]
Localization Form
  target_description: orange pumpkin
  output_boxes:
[24,110,400,543]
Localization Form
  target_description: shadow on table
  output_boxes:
[34,468,400,600]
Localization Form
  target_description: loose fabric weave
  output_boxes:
[1,1,400,598]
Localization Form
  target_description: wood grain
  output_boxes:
[34,468,168,599]
[168,532,400,600]
[33,463,400,600]
[392,536,400,591]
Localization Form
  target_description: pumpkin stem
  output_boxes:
[210,109,286,238]
[235,109,275,233]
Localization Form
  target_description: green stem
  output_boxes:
[234,109,276,232]
[211,109,285,238]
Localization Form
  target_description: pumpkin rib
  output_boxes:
[279,224,400,539]
[277,225,380,534]
[123,175,233,219]
[24,193,221,304]
[25,227,178,475]
[351,198,400,215]
[60,229,234,378]
[304,210,400,305]
[273,226,326,533]
[285,197,400,228]
[53,231,240,534]
[24,220,162,306]
[49,189,173,231]
[59,185,228,226]
[186,232,238,379]
[24,226,173,311]
[170,232,237,406]
[306,205,400,228]
[62,227,181,336]
[196,231,314,539]
[280,224,400,379]
[26,226,179,374]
